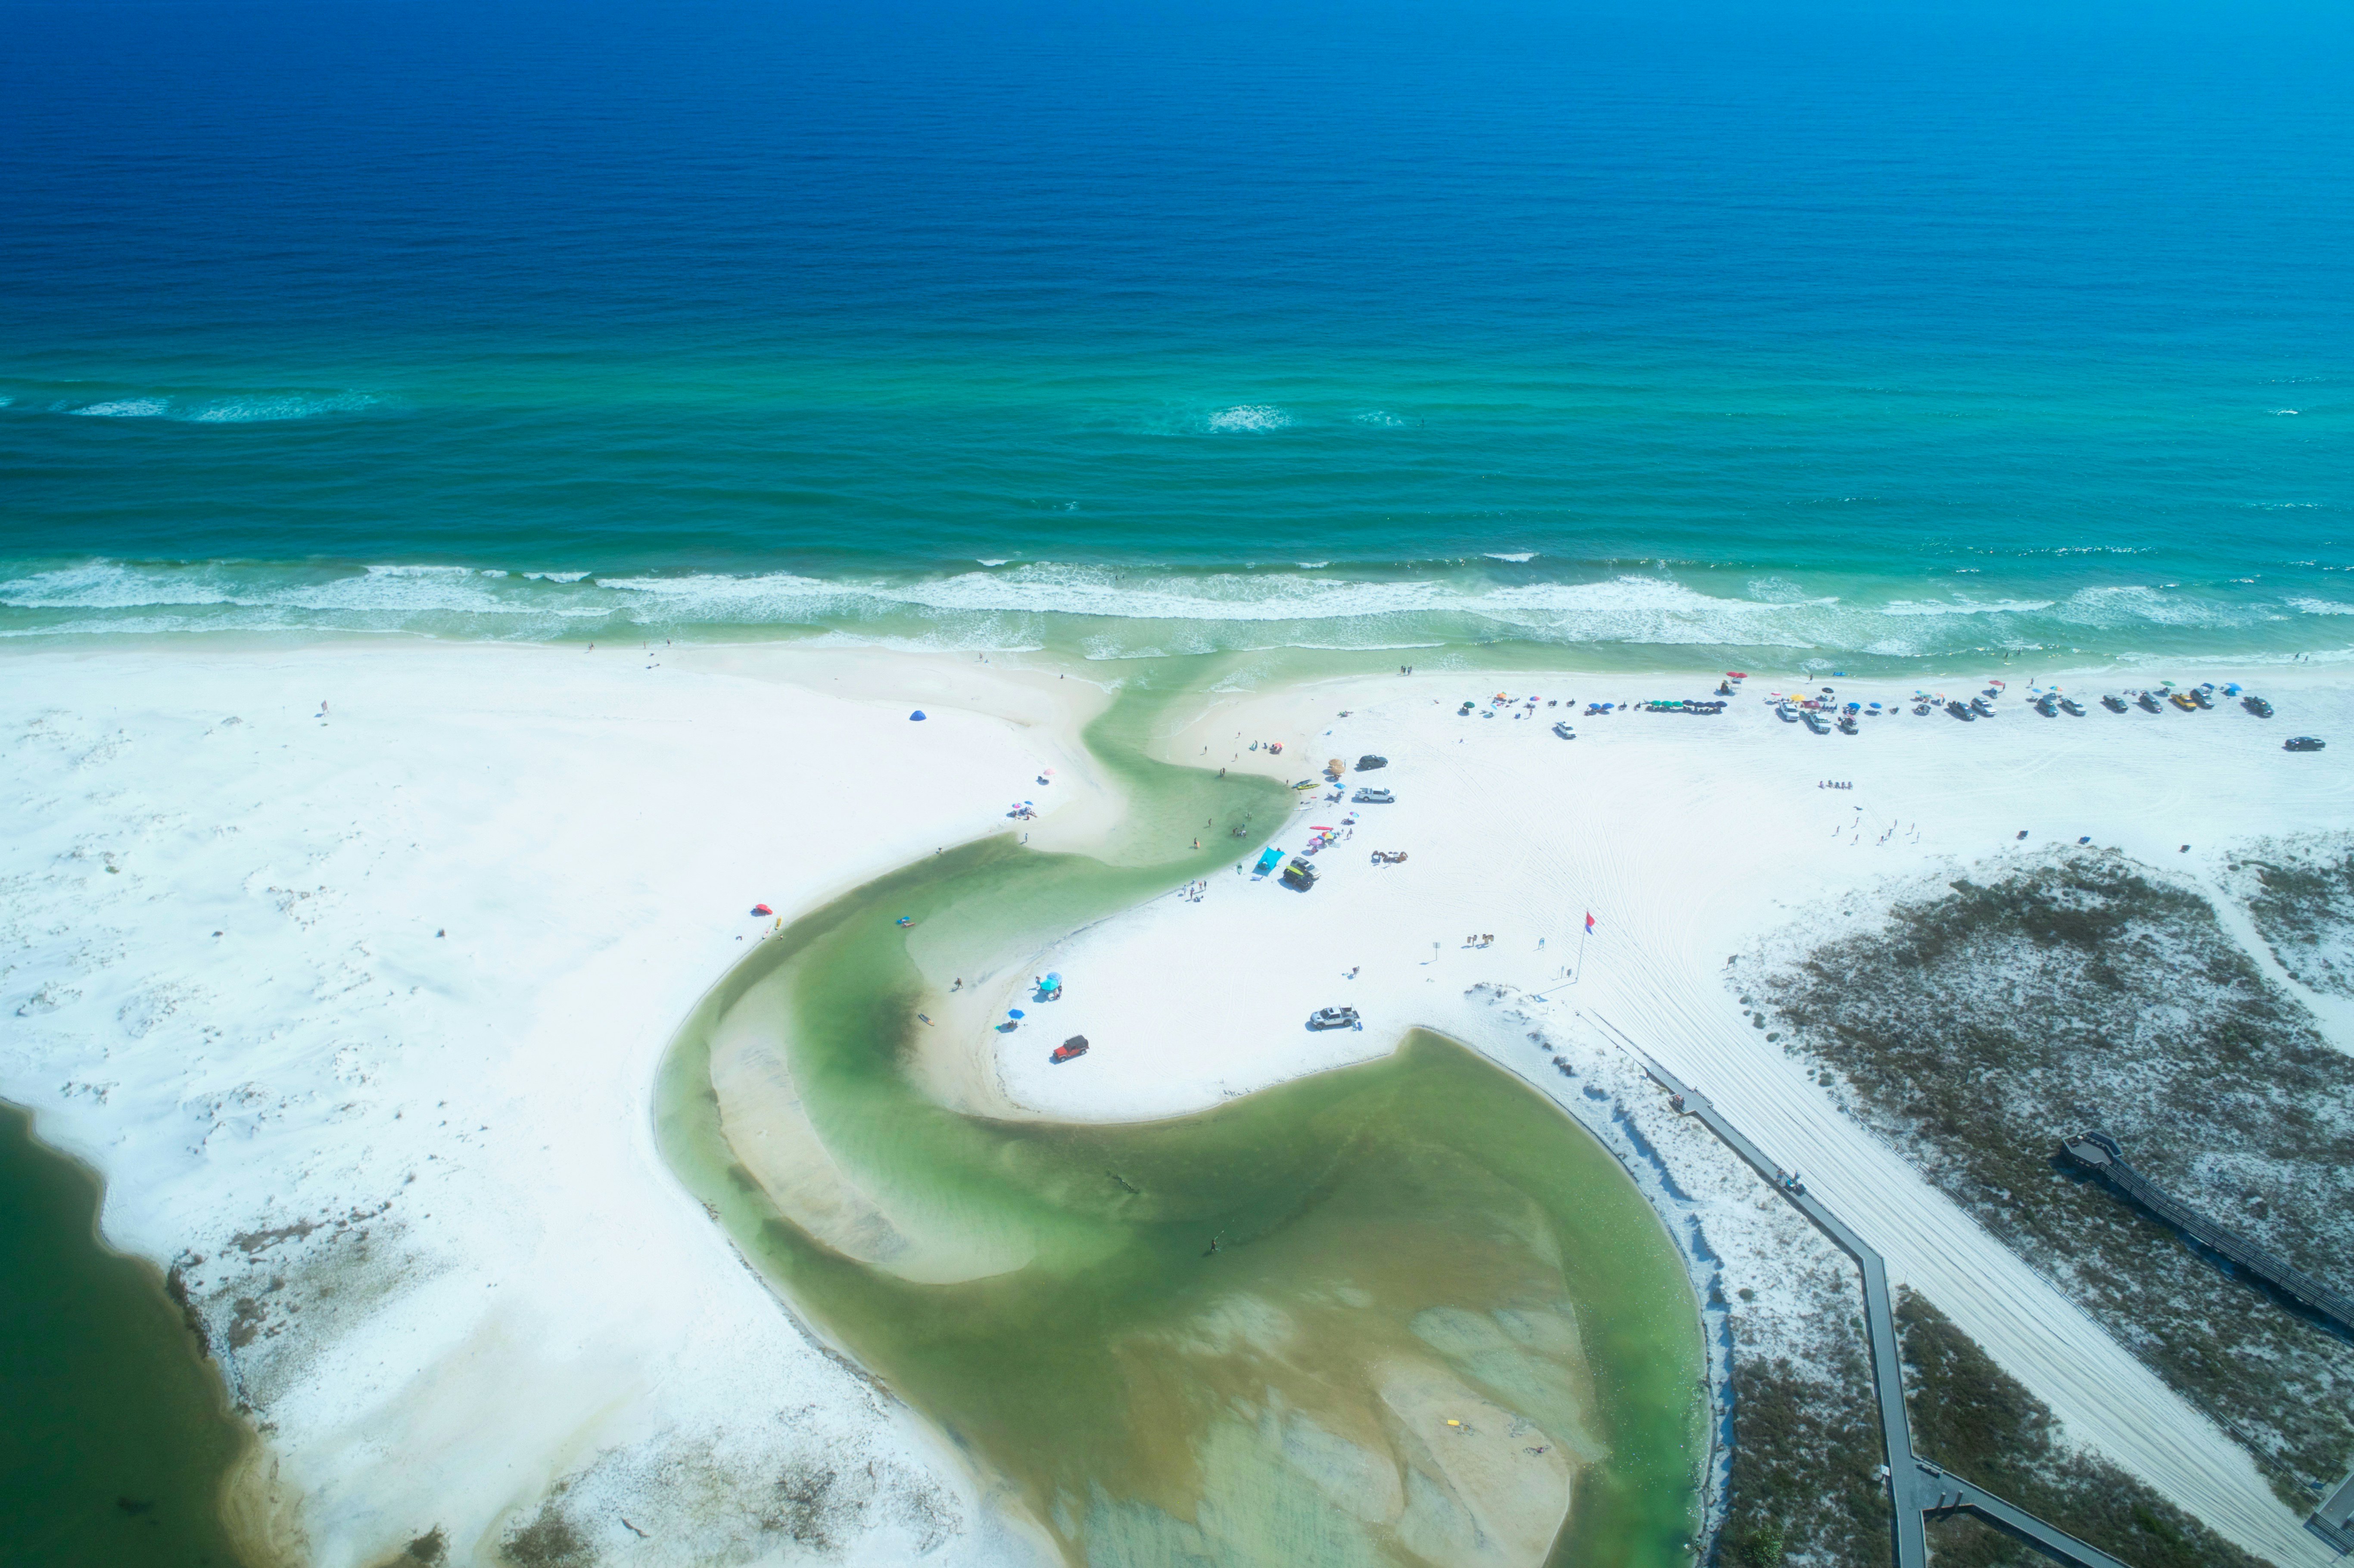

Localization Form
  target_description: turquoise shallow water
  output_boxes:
[2,0,2349,667]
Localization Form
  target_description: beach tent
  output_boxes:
[751,903,773,916]
[1254,846,1283,874]
[910,710,927,721]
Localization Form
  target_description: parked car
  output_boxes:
[1552,721,1575,739]
[1355,754,1388,771]
[1281,857,1320,890]
[2285,736,2326,752]
[1307,1006,1361,1031]
[1351,787,1395,803]
[2244,695,2274,718]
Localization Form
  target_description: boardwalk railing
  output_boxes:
[2059,1129,2354,1555]
[1592,1017,2135,1568]
[2058,1130,2354,1335]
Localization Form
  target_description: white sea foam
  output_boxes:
[2055,585,2239,629]
[1205,405,1290,432]
[1484,552,1536,563]
[56,390,381,423]
[186,392,381,423]
[0,556,2319,660]
[1352,411,1407,428]
[72,398,171,418]
[1877,597,2055,618]
[2287,597,2354,616]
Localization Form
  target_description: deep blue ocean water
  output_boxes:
[2,0,2349,666]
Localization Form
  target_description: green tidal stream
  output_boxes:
[654,685,1706,1567]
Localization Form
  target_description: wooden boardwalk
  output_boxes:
[2059,1130,2354,1335]
[2060,1129,2354,1555]
[1597,1021,2136,1568]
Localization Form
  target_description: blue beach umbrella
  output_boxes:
[910,710,927,720]
[1008,1008,1026,1019]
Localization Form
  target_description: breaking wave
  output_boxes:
[0,556,2333,666]
[1205,404,1290,432]
[23,390,386,423]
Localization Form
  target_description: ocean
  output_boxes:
[3,0,2349,670]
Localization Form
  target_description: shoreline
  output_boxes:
[2,633,2345,1566]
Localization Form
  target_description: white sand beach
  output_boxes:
[6,638,2348,1566]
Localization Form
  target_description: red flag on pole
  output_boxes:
[1585,912,1596,933]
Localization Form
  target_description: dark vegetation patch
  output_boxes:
[1898,1291,2264,1568]
[1757,852,2354,1504]
[2227,834,2354,996]
[503,1502,593,1568]
[401,1526,447,1565]
[1719,1347,1889,1568]
[231,1219,320,1254]
[762,1459,856,1551]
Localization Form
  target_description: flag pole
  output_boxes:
[1534,913,1592,999]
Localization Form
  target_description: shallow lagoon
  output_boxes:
[0,1102,252,1568]
[656,698,1705,1567]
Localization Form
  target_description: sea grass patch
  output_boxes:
[1752,850,2354,1506]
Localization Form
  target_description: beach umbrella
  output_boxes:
[910,710,927,720]
[1008,1008,1026,1019]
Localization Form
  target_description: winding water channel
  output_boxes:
[654,687,1706,1567]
